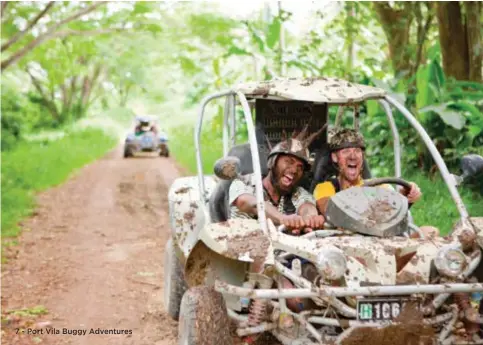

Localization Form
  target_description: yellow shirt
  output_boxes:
[313,178,392,201]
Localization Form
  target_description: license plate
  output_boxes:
[356,298,418,321]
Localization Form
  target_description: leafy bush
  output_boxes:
[1,82,55,151]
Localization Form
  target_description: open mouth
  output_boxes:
[346,163,359,178]
[281,174,294,186]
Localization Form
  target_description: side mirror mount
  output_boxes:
[452,154,483,187]
[214,156,241,180]
[459,154,483,183]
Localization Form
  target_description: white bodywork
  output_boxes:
[168,176,216,261]
[235,77,387,103]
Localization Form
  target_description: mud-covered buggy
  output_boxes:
[164,78,483,345]
[123,115,169,158]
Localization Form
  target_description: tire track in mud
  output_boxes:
[1,148,181,345]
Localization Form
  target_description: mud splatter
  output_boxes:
[361,199,396,228]
[183,210,195,222]
[185,242,212,287]
[175,186,191,194]
[223,230,271,264]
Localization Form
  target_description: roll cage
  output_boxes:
[194,78,470,237]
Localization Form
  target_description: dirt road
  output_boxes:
[1,146,183,345]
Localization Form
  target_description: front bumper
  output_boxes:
[216,276,483,345]
[216,281,483,299]
[125,141,164,152]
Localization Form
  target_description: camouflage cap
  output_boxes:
[267,123,327,171]
[267,139,311,170]
[328,127,365,152]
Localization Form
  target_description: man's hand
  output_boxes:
[279,214,325,235]
[279,214,306,234]
[401,182,422,203]
[303,215,325,233]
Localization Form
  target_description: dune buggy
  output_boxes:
[123,115,169,158]
[164,77,483,345]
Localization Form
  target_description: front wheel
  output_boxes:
[178,286,233,345]
[164,238,187,320]
[123,146,133,158]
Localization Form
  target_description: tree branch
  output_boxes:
[412,2,434,76]
[84,65,104,111]
[51,28,126,40]
[82,64,102,106]
[26,68,60,119]
[373,2,414,76]
[465,1,482,82]
[1,2,55,52]
[1,2,105,71]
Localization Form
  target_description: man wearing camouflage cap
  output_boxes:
[313,127,439,238]
[314,127,422,211]
[229,125,325,318]
[230,125,326,234]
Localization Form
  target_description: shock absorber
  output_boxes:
[454,293,480,338]
[247,273,273,327]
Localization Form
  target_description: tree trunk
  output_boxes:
[1,2,9,19]
[464,1,482,82]
[26,69,60,119]
[81,64,102,108]
[412,2,434,77]
[345,1,355,79]
[120,84,132,106]
[67,76,78,112]
[373,2,414,78]
[276,1,284,76]
[436,2,469,80]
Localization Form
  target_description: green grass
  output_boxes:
[170,125,482,236]
[405,172,483,235]
[1,128,118,238]
[169,125,224,174]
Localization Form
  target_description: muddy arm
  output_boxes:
[234,194,285,225]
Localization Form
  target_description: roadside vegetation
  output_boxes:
[1,128,118,238]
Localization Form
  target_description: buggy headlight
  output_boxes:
[315,249,347,281]
[435,246,468,278]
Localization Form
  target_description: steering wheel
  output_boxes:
[362,177,412,190]
[361,177,425,238]
[362,177,414,208]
